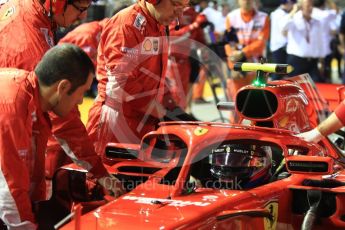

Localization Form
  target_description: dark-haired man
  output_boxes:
[0,44,119,229]
[0,0,104,186]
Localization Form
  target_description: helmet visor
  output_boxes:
[210,144,266,168]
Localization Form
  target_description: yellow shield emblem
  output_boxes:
[264,201,278,230]
[194,127,208,136]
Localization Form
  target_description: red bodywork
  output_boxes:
[52,74,345,230]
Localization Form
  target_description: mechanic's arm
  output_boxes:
[50,108,108,178]
[224,16,243,65]
[0,117,36,229]
[281,3,299,36]
[50,109,123,196]
[296,101,345,143]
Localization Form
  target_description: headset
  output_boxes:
[145,0,161,5]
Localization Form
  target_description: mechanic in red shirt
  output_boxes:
[166,7,206,109]
[0,44,119,230]
[0,0,115,181]
[0,0,92,70]
[86,0,191,156]
[297,100,345,143]
[59,18,108,67]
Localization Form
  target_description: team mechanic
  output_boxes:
[0,44,121,230]
[0,0,120,195]
[0,0,122,224]
[86,0,194,157]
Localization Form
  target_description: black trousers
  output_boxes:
[287,54,323,83]
[270,47,287,80]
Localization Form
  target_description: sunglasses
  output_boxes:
[71,2,89,13]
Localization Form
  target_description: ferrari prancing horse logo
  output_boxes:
[194,127,208,136]
[264,201,278,230]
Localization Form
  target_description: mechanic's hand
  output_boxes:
[98,175,125,198]
[229,50,245,62]
[163,107,199,122]
[295,128,324,143]
[190,14,208,30]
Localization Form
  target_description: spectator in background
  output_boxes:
[269,0,296,80]
[282,0,324,82]
[200,0,224,39]
[192,3,231,105]
[338,7,345,83]
[224,0,270,100]
[313,0,339,83]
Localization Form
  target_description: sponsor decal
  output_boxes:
[286,98,299,113]
[18,149,28,158]
[122,195,211,207]
[202,195,218,202]
[0,5,14,21]
[120,46,139,55]
[278,116,289,128]
[141,37,159,55]
[133,13,146,32]
[263,201,278,230]
[194,127,208,136]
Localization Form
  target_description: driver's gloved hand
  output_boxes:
[163,107,199,122]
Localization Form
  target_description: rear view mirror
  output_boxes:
[104,143,140,165]
[286,155,333,175]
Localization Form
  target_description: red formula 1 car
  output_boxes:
[40,63,345,230]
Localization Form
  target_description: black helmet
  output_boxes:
[209,143,272,189]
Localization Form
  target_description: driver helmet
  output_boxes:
[209,143,272,189]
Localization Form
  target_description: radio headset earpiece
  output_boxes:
[145,0,161,5]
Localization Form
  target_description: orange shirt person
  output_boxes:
[224,0,269,100]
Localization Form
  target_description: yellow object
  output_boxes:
[194,127,208,136]
[263,201,278,230]
[234,63,294,74]
[78,97,94,125]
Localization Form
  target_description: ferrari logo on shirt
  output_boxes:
[141,37,159,55]
[194,127,208,136]
[0,5,14,21]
